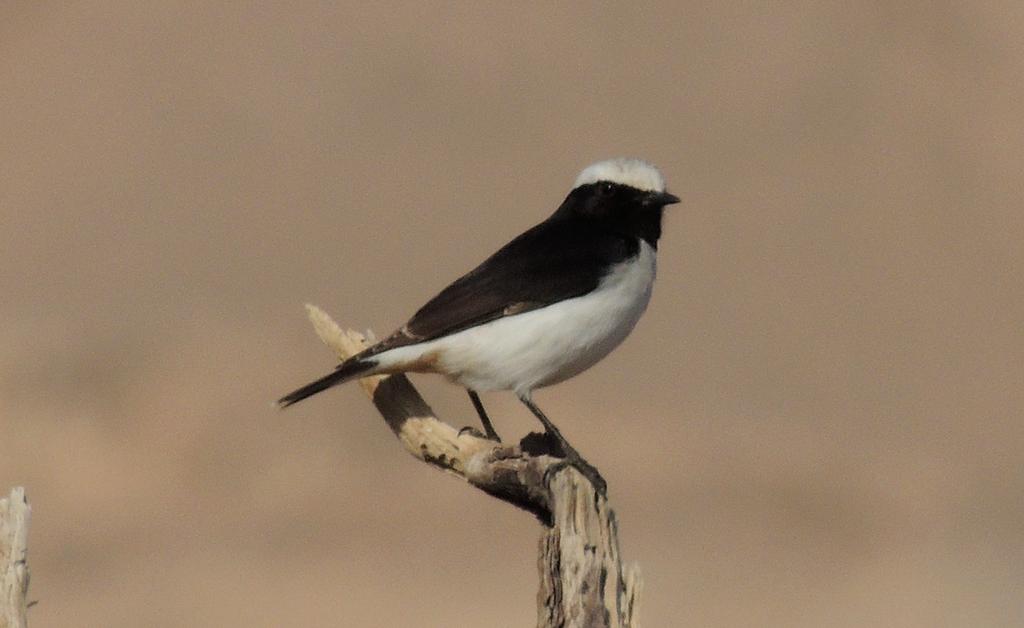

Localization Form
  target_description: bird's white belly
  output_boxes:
[384,241,657,394]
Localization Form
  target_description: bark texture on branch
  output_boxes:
[0,487,30,628]
[303,305,640,627]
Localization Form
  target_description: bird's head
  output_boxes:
[557,158,680,246]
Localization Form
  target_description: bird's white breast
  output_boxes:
[379,241,657,394]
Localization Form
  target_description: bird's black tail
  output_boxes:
[277,357,377,408]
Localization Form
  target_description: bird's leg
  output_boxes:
[466,390,501,441]
[518,394,607,495]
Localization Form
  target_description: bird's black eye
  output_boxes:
[600,182,615,195]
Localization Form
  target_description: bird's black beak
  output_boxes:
[644,191,681,207]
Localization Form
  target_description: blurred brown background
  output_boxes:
[2,3,1022,626]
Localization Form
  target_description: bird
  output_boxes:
[278,157,680,493]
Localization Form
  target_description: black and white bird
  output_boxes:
[279,158,679,493]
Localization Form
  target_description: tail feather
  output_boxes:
[277,357,377,408]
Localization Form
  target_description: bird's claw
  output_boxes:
[458,425,485,438]
[545,455,607,497]
[458,425,501,442]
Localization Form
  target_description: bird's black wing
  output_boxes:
[365,218,638,356]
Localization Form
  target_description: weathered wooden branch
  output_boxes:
[304,304,641,627]
[0,487,30,628]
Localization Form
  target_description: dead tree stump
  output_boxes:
[0,487,30,628]
[301,305,641,627]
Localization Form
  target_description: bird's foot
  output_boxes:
[458,425,501,442]
[546,452,607,497]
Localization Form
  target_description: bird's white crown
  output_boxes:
[573,158,666,193]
